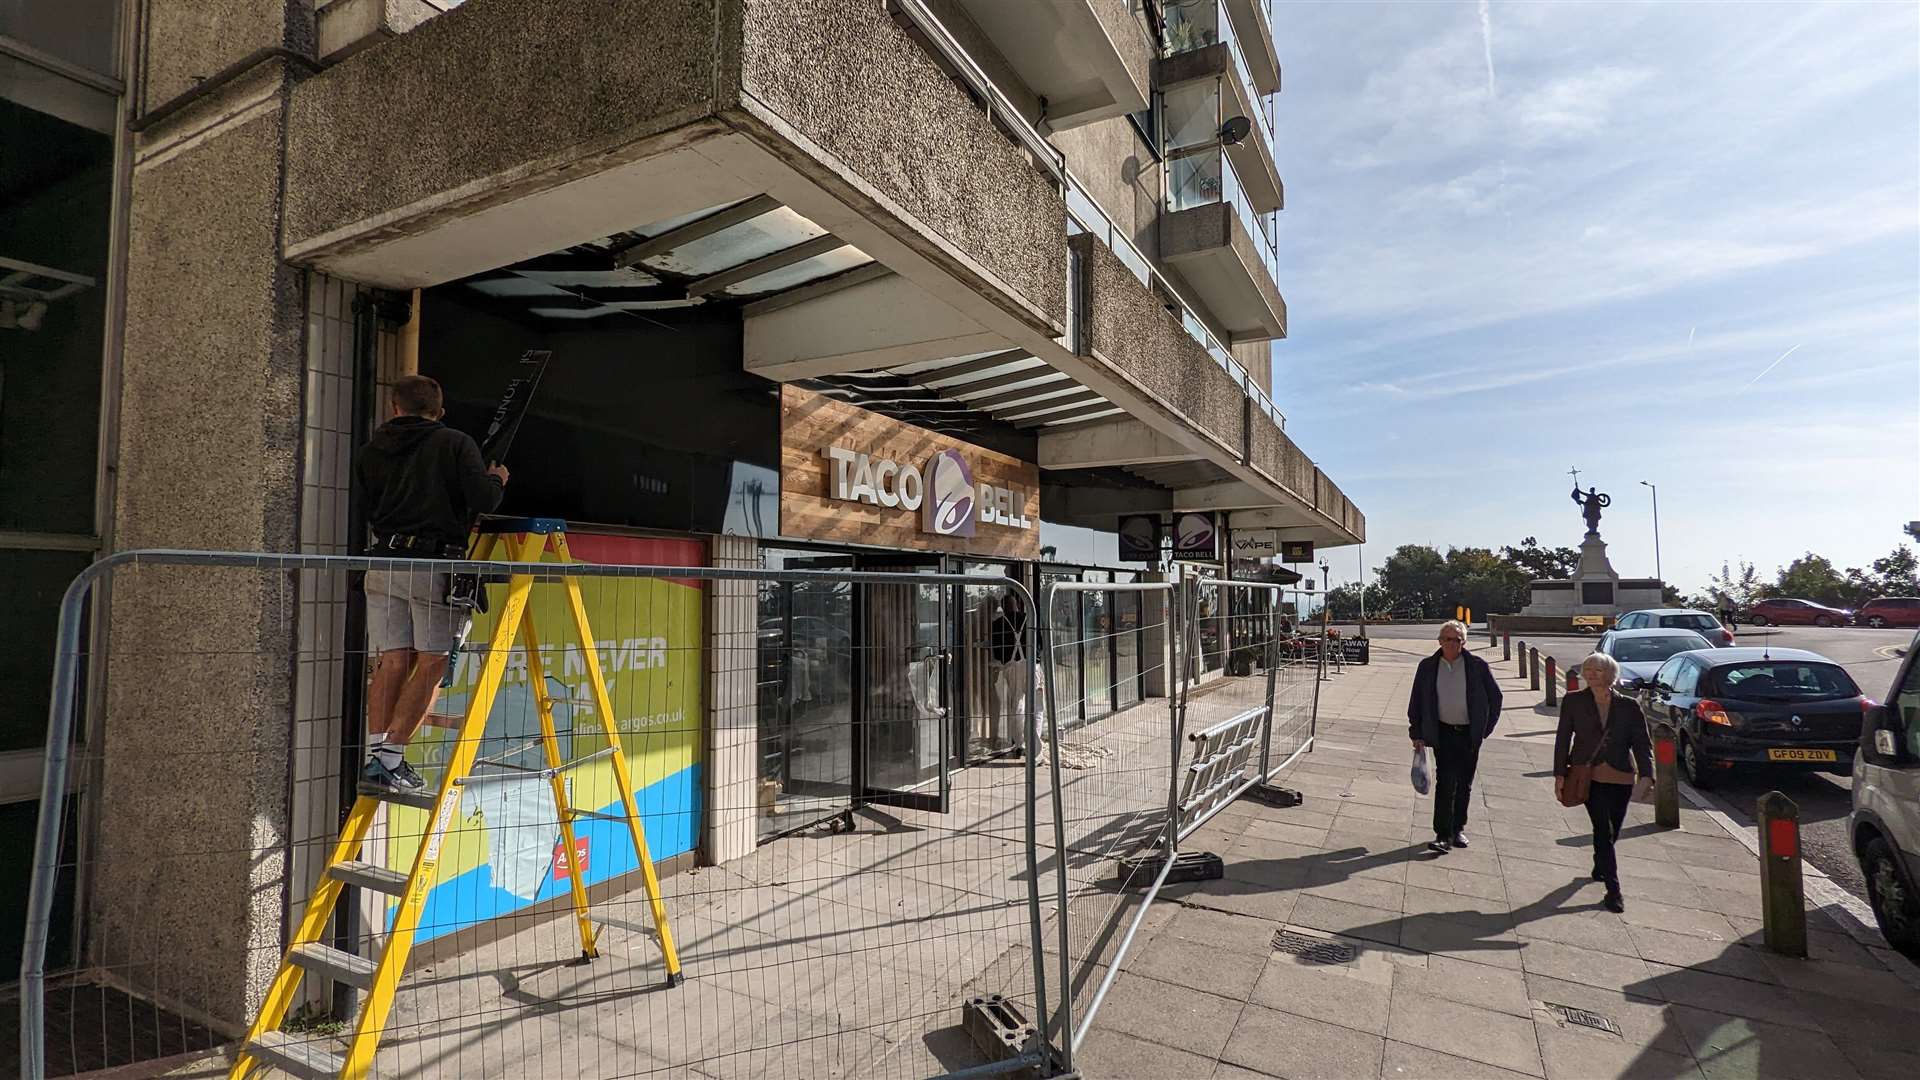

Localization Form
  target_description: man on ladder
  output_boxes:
[353,374,509,791]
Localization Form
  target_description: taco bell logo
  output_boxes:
[923,449,977,537]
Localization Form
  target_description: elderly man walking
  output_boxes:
[1408,620,1504,854]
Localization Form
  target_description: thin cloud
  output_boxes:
[1687,326,1696,347]
[1479,0,1497,97]
[1744,343,1804,388]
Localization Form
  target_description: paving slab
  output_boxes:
[1385,986,1545,1076]
[1219,1003,1387,1080]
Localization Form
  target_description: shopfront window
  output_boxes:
[755,547,855,839]
[1189,564,1225,676]
[1113,572,1143,711]
[960,560,1024,760]
[1040,567,1082,729]
[1080,570,1113,723]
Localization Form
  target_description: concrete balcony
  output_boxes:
[946,0,1151,130]
[1160,163,1287,343]
[1223,0,1281,94]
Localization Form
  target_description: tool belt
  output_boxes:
[371,533,466,559]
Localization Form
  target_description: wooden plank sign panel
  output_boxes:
[780,386,1041,560]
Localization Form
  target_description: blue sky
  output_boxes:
[1270,1,1920,594]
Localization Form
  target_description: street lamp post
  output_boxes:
[1640,480,1662,589]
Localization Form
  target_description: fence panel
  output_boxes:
[1034,578,1178,1068]
[19,550,1053,1080]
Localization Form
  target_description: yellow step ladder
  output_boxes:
[233,523,683,1079]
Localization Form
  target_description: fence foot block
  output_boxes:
[1117,850,1224,885]
[1244,783,1303,808]
[962,994,1037,1069]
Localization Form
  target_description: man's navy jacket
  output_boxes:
[1407,650,1504,744]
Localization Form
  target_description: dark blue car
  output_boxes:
[1641,646,1866,789]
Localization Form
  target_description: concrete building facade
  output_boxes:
[5,0,1364,1065]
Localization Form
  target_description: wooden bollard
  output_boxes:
[1529,648,1540,691]
[1544,657,1558,705]
[1652,721,1679,829]
[1518,640,1529,675]
[1502,633,1511,662]
[1756,792,1807,957]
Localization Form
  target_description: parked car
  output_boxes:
[1858,597,1920,630]
[1740,597,1853,627]
[1643,646,1867,789]
[1593,628,1717,693]
[1614,608,1735,646]
[1853,629,1920,958]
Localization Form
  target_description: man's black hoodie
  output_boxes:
[354,416,504,550]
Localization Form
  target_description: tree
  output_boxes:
[1501,536,1580,581]
[1706,560,1765,609]
[1773,553,1853,608]
[1374,545,1448,619]
[1869,544,1920,597]
[1446,546,1529,617]
[1661,584,1685,606]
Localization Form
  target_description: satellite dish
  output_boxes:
[1220,115,1253,146]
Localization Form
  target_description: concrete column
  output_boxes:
[91,12,318,1030]
[706,535,759,865]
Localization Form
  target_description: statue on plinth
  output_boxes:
[1570,484,1610,536]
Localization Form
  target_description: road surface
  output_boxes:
[1340,620,1915,906]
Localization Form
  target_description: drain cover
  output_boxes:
[1544,1002,1623,1036]
[1272,930,1358,965]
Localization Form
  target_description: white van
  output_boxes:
[1854,630,1920,959]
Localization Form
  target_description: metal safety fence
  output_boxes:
[18,547,1053,1080]
[1034,571,1324,1071]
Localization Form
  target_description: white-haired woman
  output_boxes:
[1553,652,1654,912]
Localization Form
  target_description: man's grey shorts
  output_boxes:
[365,567,471,654]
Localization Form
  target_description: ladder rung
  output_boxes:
[290,943,377,989]
[246,1030,344,1080]
[459,747,616,787]
[596,914,660,939]
[569,806,629,824]
[328,859,407,896]
[357,783,437,811]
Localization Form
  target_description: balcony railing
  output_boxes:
[1166,145,1280,283]
[1159,0,1276,147]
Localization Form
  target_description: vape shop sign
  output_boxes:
[780,386,1041,560]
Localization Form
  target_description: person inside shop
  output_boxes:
[988,590,1031,743]
[354,374,508,791]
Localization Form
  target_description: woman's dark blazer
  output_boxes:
[1554,687,1654,780]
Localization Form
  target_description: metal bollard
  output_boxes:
[1528,648,1540,691]
[1544,657,1558,705]
[1652,721,1679,829]
[1517,639,1527,673]
[1487,621,1496,646]
[1756,791,1807,957]
[1502,633,1511,662]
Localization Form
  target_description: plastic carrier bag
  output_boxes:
[1410,746,1431,795]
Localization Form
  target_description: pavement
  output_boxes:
[1441,622,1914,906]
[1077,641,1920,1080]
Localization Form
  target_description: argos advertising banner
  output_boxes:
[386,532,705,941]
[779,386,1041,560]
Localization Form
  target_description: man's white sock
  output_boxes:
[366,732,388,762]
[373,742,406,768]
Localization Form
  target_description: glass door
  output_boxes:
[856,555,950,812]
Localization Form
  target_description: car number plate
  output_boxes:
[1766,748,1836,762]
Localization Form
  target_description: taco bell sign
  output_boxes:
[821,445,1031,537]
